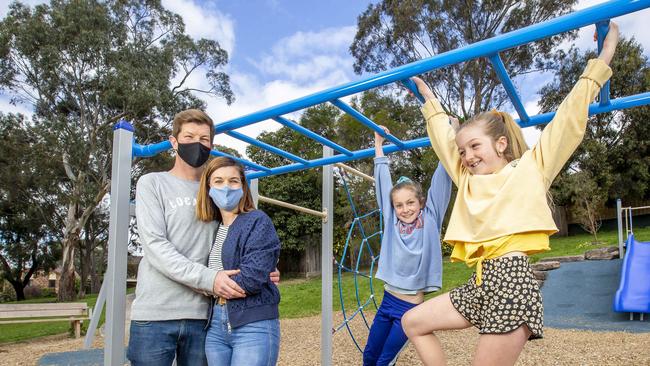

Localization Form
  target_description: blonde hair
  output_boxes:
[460,110,529,161]
[196,157,256,222]
[172,109,215,140]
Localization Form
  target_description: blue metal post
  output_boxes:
[596,20,611,106]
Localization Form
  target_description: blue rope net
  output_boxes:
[333,167,383,353]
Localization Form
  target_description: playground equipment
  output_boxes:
[614,200,650,320]
[333,165,382,353]
[92,1,650,365]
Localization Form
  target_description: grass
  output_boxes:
[2,226,648,344]
[277,225,650,319]
[0,288,135,344]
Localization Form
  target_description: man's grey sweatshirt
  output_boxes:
[130,172,218,321]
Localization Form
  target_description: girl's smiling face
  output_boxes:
[455,123,509,175]
[391,188,422,224]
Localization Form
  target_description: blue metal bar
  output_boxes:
[330,99,405,148]
[399,79,425,103]
[488,53,530,123]
[248,137,431,180]
[209,150,271,172]
[226,130,309,165]
[273,116,354,156]
[132,140,171,158]
[131,138,271,172]
[214,0,650,134]
[596,20,611,106]
[519,91,650,127]
[247,91,650,179]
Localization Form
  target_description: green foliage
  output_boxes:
[0,0,233,300]
[0,114,59,301]
[540,38,650,206]
[350,0,577,118]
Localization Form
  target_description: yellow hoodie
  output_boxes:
[421,59,612,284]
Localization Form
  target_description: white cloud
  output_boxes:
[161,0,236,56]
[203,26,360,157]
[252,26,357,83]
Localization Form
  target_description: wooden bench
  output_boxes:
[0,302,91,338]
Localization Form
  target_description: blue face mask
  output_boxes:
[209,186,244,211]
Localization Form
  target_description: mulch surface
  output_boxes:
[1,312,648,365]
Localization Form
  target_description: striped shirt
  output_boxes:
[208,224,229,271]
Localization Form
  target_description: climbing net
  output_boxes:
[332,167,383,352]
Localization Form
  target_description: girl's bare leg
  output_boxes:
[472,325,531,366]
[402,292,472,366]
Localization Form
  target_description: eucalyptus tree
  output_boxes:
[350,0,577,118]
[0,0,233,300]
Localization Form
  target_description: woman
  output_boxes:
[196,157,281,366]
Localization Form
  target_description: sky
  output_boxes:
[1,0,649,157]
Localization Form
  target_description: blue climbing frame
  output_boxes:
[101,1,650,366]
[131,0,650,176]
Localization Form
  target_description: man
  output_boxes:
[127,109,279,365]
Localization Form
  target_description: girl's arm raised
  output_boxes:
[374,126,394,221]
[412,77,463,185]
[531,23,618,188]
[425,162,452,229]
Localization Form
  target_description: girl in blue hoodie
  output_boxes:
[364,125,452,366]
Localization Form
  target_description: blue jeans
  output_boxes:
[205,303,280,366]
[127,319,207,366]
[363,290,418,366]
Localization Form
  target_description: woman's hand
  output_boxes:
[270,268,280,284]
[596,21,619,66]
[411,77,436,101]
[212,269,246,299]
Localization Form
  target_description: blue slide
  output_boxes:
[613,234,650,314]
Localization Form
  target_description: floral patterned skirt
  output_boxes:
[449,255,544,339]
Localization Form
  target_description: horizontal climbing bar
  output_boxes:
[247,92,650,179]
[330,99,405,148]
[226,130,309,165]
[258,195,327,218]
[335,163,375,183]
[273,116,354,156]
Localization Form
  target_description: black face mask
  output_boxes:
[177,142,211,167]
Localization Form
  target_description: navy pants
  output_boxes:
[363,290,418,366]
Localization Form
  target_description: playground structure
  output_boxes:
[614,200,650,320]
[84,1,650,365]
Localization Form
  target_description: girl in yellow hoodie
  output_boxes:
[401,23,619,366]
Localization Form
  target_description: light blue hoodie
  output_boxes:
[373,157,452,292]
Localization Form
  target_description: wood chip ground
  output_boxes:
[1,312,648,365]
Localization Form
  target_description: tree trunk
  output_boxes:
[58,239,77,301]
[90,248,102,294]
[8,280,26,301]
[78,242,89,298]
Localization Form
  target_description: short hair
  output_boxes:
[390,180,425,207]
[196,157,256,222]
[172,109,215,140]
